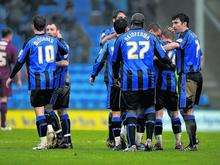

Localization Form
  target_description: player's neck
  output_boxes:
[181,27,189,33]
[34,30,45,35]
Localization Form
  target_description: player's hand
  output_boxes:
[89,76,95,85]
[6,78,12,88]
[57,30,63,39]
[168,27,175,33]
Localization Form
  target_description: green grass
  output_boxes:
[0,130,220,165]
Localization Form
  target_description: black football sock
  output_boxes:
[155,118,163,136]
[0,102,7,128]
[125,112,137,147]
[36,115,47,137]
[171,117,182,134]
[111,116,122,138]
[183,115,197,146]
[108,112,114,141]
[60,114,71,143]
[144,107,156,141]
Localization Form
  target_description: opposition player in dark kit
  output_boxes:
[46,23,72,149]
[112,13,174,151]
[90,18,128,150]
[6,15,68,150]
[164,13,203,151]
[0,28,21,130]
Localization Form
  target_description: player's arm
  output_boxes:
[153,36,175,69]
[100,32,117,46]
[112,37,122,81]
[6,42,30,88]
[163,35,188,51]
[56,54,69,67]
[10,45,22,86]
[56,37,69,56]
[89,43,108,85]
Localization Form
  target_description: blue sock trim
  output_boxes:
[144,107,155,114]
[112,116,121,122]
[126,112,137,118]
[172,117,181,125]
[137,114,144,119]
[61,114,69,120]
[184,115,195,121]
[155,119,162,126]
[36,115,46,122]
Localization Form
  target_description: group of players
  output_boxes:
[0,15,72,150]
[90,10,203,152]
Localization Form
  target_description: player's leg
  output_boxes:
[0,79,12,131]
[109,86,123,150]
[182,73,202,151]
[0,97,10,130]
[143,89,156,151]
[122,91,138,152]
[136,108,145,148]
[57,109,72,148]
[31,89,53,150]
[106,84,114,148]
[166,92,183,150]
[154,109,164,150]
[154,90,165,150]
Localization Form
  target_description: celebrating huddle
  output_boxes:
[90,11,203,152]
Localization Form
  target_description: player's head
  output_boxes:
[147,23,162,37]
[161,29,174,42]
[131,12,145,28]
[113,18,128,34]
[171,13,189,32]
[46,23,59,37]
[112,10,127,23]
[32,15,46,32]
[1,28,13,42]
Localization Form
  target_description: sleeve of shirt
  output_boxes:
[10,42,30,78]
[153,36,175,69]
[57,38,69,55]
[99,30,107,46]
[90,43,108,78]
[176,35,188,49]
[112,37,122,79]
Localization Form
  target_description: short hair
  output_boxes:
[131,13,145,28]
[162,29,174,40]
[172,13,189,27]
[147,23,161,32]
[112,10,126,19]
[46,22,60,30]
[1,28,13,38]
[32,15,46,31]
[113,18,128,34]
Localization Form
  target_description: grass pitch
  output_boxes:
[0,130,219,165]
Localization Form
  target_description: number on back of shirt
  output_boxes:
[127,41,150,60]
[38,45,55,64]
[0,52,7,67]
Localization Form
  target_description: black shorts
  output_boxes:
[30,89,53,107]
[155,90,178,112]
[51,84,70,110]
[179,72,203,110]
[107,85,120,111]
[120,89,155,111]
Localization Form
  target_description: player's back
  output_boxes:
[0,39,17,79]
[21,34,66,90]
[118,28,159,91]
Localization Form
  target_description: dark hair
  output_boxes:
[172,13,189,27]
[113,18,128,34]
[147,23,161,32]
[1,28,13,38]
[131,13,145,28]
[46,21,60,30]
[32,15,46,31]
[112,10,126,19]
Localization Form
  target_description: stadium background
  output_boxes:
[0,0,220,130]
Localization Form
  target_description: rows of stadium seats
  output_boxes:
[8,64,107,109]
